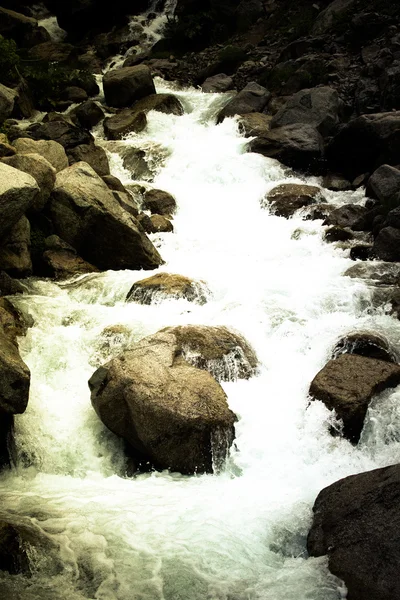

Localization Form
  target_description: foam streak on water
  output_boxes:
[1,82,400,600]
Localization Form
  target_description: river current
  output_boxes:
[2,7,400,600]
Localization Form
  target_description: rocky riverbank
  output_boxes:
[1,1,400,599]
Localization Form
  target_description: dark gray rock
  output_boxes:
[103,65,156,109]
[366,165,400,212]
[201,74,234,93]
[70,100,105,130]
[372,227,400,262]
[67,143,110,177]
[217,82,270,122]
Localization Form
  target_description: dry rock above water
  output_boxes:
[103,65,156,108]
[309,354,400,443]
[12,138,69,172]
[0,163,39,239]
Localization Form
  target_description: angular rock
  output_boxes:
[309,353,400,443]
[49,162,163,271]
[104,110,147,140]
[0,216,32,278]
[112,191,139,217]
[344,261,400,285]
[324,226,353,242]
[89,328,238,474]
[2,153,56,213]
[0,84,17,124]
[263,183,322,218]
[0,134,15,158]
[22,120,93,151]
[70,100,105,130]
[143,188,176,215]
[67,143,110,177]
[270,87,341,137]
[249,124,324,172]
[0,330,30,414]
[103,65,156,108]
[0,271,25,296]
[324,204,367,229]
[307,463,400,600]
[322,173,352,191]
[366,165,400,212]
[12,138,68,172]
[0,7,50,47]
[332,331,396,363]
[126,273,208,305]
[238,113,272,137]
[217,82,270,122]
[201,74,234,93]
[372,227,400,262]
[0,163,38,238]
[28,41,76,63]
[42,235,99,280]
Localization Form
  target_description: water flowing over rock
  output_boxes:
[49,162,163,271]
[0,163,38,238]
[126,273,209,305]
[263,183,323,218]
[89,329,238,474]
[309,354,400,443]
[332,332,397,363]
[103,65,156,108]
[308,463,400,600]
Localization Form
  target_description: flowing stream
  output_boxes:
[2,7,400,600]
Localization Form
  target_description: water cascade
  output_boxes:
[1,6,400,600]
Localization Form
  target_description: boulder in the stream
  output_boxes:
[262,183,323,218]
[249,124,324,173]
[270,87,342,137]
[12,138,69,173]
[49,162,163,271]
[366,165,400,212]
[238,113,272,138]
[309,353,400,443]
[143,188,177,215]
[332,331,397,363]
[0,7,50,48]
[0,84,18,123]
[67,143,110,177]
[89,327,245,474]
[148,214,173,233]
[0,216,32,278]
[0,163,38,239]
[103,65,156,109]
[217,82,270,122]
[0,325,30,415]
[323,204,367,229]
[42,235,99,280]
[344,261,400,286]
[103,110,147,140]
[307,463,400,600]
[1,153,56,213]
[201,74,234,93]
[70,100,105,131]
[126,273,209,305]
[20,120,93,151]
[372,227,400,262]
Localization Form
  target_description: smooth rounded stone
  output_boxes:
[22,120,93,151]
[126,273,208,305]
[323,204,367,229]
[62,86,88,103]
[0,216,32,278]
[201,74,234,93]
[0,325,30,414]
[217,82,270,122]
[149,214,173,233]
[49,162,163,271]
[102,174,126,193]
[161,325,258,382]
[0,133,15,158]
[67,143,110,176]
[344,262,400,286]
[70,100,105,130]
[263,183,323,218]
[89,329,237,474]
[332,331,397,363]
[309,353,400,443]
[2,152,56,213]
[143,188,176,215]
[324,226,353,242]
[42,235,99,280]
[307,463,400,600]
[322,173,352,191]
[0,271,25,295]
[372,226,400,262]
[366,164,400,211]
[12,138,68,172]
[327,111,400,180]
[103,65,156,108]
[270,87,341,137]
[0,163,38,239]
[249,124,324,173]
[103,110,147,140]
[0,84,17,123]
[238,113,272,137]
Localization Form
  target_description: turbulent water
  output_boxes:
[2,9,400,600]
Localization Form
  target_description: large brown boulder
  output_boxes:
[12,138,68,172]
[2,153,56,213]
[103,65,156,109]
[0,7,50,47]
[126,273,209,305]
[0,163,38,238]
[49,162,163,271]
[309,354,400,443]
[143,188,177,215]
[0,216,32,278]
[89,328,239,474]
[67,143,110,177]
[307,463,400,600]
[263,183,323,218]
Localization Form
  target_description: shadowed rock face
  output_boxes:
[309,353,400,443]
[308,463,400,600]
[89,326,257,474]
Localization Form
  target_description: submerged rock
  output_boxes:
[344,261,400,285]
[308,463,400,600]
[309,354,400,443]
[126,273,208,305]
[49,162,163,271]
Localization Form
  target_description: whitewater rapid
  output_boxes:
[1,81,400,600]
